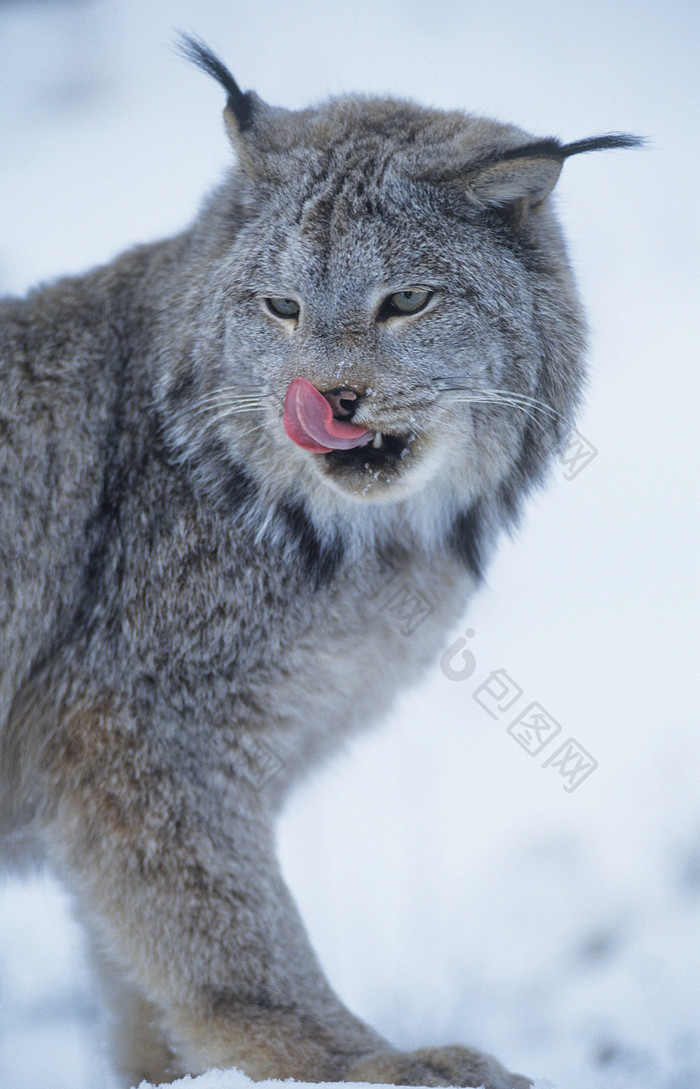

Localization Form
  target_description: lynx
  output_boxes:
[0,36,639,1089]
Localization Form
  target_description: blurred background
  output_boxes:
[0,1,698,1087]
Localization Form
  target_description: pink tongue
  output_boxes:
[283,377,372,453]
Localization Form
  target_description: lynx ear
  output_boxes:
[466,145,563,208]
[465,133,644,210]
[176,33,258,138]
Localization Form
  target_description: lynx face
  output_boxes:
[193,115,569,515]
[220,200,511,504]
[160,42,638,564]
[256,205,532,504]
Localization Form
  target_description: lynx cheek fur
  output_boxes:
[0,36,639,1089]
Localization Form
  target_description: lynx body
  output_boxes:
[0,38,637,1088]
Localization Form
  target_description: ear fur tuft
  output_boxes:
[464,131,644,209]
[175,32,254,132]
[561,132,646,158]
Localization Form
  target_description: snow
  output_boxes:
[136,1074,557,1089]
[0,2,699,1089]
[138,1075,558,1089]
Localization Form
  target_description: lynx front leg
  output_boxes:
[88,942,185,1087]
[49,705,388,1083]
[49,704,530,1088]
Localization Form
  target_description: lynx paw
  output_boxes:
[345,1044,531,1088]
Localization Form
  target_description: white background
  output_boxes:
[0,2,699,1087]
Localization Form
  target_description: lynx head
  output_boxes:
[161,37,639,574]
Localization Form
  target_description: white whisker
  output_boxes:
[190,398,265,414]
[193,393,265,408]
[447,392,559,419]
[184,386,269,415]
[187,399,266,423]
[450,396,549,435]
[480,388,566,424]
[434,378,568,433]
[233,422,270,441]
[195,407,266,430]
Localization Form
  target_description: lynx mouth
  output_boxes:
[283,377,372,453]
[283,377,416,484]
[324,431,411,467]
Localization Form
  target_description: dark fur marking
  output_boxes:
[513,419,548,488]
[449,505,485,581]
[165,367,196,407]
[171,436,342,587]
[497,415,555,531]
[422,132,643,195]
[193,438,258,515]
[299,169,352,273]
[497,476,524,528]
[177,34,254,132]
[561,132,645,158]
[205,985,278,1015]
[278,500,344,587]
[479,132,644,170]
[65,326,134,642]
[221,462,258,513]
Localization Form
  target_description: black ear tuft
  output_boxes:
[479,132,645,170]
[461,131,644,209]
[175,32,254,132]
[561,132,646,158]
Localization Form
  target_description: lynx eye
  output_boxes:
[378,287,434,320]
[265,296,300,320]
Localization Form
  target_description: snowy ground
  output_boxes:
[0,2,699,1088]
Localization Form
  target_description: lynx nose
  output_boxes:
[321,387,360,419]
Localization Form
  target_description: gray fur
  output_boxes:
[0,40,637,1088]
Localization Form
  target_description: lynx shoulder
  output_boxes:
[0,35,639,1089]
